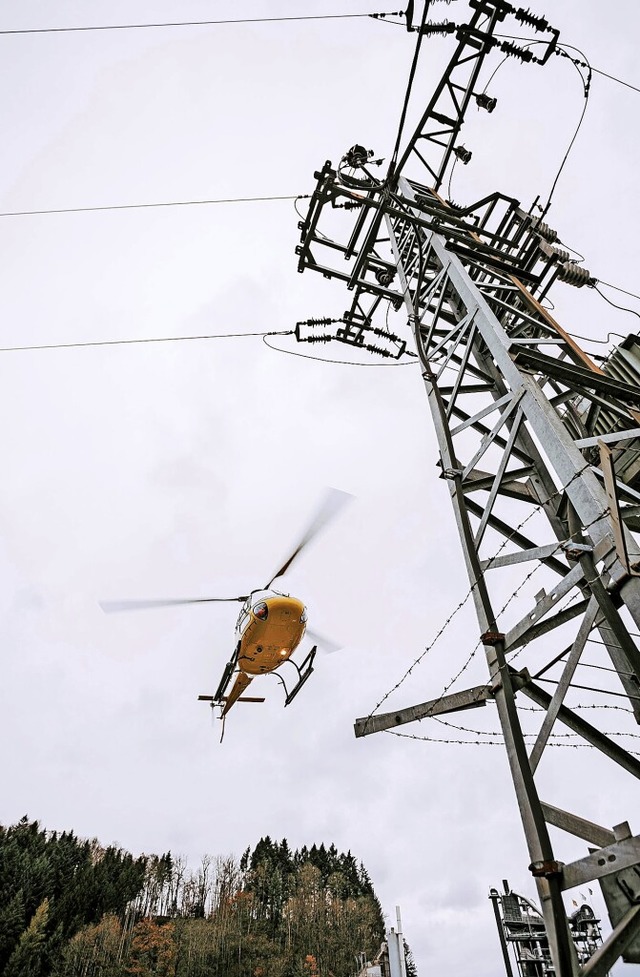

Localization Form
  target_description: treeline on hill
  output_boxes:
[0,818,387,977]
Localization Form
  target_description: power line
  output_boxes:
[597,279,640,303]
[589,64,640,95]
[493,34,640,97]
[262,334,418,367]
[558,43,640,96]
[0,11,405,37]
[592,284,640,323]
[0,194,310,219]
[539,45,591,219]
[0,329,294,354]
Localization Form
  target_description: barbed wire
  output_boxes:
[432,714,640,740]
[362,457,604,728]
[520,702,636,715]
[386,729,640,755]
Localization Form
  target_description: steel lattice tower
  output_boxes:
[295,3,640,975]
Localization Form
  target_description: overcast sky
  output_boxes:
[1,1,640,975]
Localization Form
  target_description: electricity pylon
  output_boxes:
[295,3,640,976]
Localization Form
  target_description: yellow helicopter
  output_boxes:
[100,489,351,723]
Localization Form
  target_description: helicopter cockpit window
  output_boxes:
[253,601,269,621]
[253,600,269,621]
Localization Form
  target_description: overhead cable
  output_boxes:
[0,194,310,219]
[592,284,640,323]
[539,45,591,218]
[262,334,418,367]
[558,42,640,96]
[0,11,405,36]
[493,33,640,96]
[0,329,294,354]
[597,280,640,303]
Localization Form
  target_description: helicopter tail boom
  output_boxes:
[221,671,255,716]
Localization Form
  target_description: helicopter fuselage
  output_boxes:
[234,590,307,675]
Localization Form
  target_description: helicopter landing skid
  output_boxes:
[272,645,317,707]
[211,642,241,702]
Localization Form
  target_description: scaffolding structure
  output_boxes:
[295,2,640,975]
[490,882,605,977]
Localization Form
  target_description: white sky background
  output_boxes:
[1,1,640,975]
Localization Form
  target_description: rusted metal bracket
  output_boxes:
[529,859,564,879]
[481,630,505,645]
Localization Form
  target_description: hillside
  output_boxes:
[0,818,385,977]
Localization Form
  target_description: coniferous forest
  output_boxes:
[0,818,386,977]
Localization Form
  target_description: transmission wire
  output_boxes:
[539,46,591,219]
[492,34,640,97]
[592,284,640,323]
[0,194,310,219]
[262,334,418,367]
[0,329,294,354]
[558,42,640,96]
[598,280,640,302]
[0,12,406,36]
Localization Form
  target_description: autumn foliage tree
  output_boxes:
[126,919,176,977]
[1,820,388,977]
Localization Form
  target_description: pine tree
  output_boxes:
[0,891,26,969]
[4,897,50,977]
[404,939,418,977]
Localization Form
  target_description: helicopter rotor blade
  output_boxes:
[265,487,353,589]
[306,627,342,655]
[100,596,247,614]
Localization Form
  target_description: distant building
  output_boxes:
[356,906,412,977]
[490,881,605,977]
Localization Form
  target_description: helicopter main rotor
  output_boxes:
[100,487,353,614]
